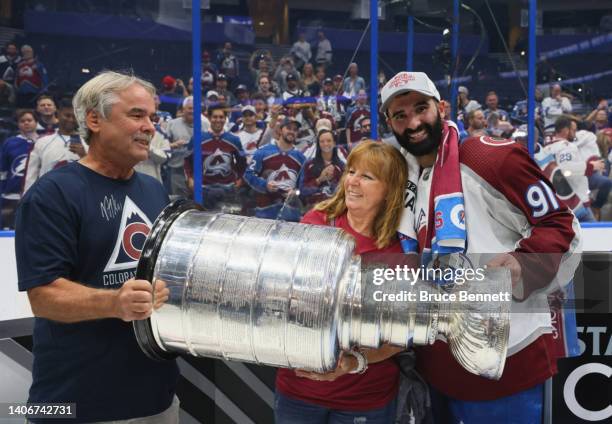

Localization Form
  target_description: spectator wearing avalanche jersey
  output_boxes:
[14,45,47,107]
[300,129,345,209]
[0,109,38,229]
[185,104,245,210]
[15,71,179,423]
[236,104,264,164]
[23,99,86,193]
[245,117,306,221]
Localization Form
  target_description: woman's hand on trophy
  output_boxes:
[293,351,358,382]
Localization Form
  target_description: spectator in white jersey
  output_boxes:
[541,84,572,133]
[237,105,264,164]
[24,99,86,193]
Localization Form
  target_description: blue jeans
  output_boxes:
[574,205,596,222]
[429,383,544,424]
[588,173,612,209]
[274,392,397,424]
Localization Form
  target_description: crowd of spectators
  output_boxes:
[457,83,612,222]
[1,33,612,229]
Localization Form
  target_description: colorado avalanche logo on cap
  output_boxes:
[203,148,233,177]
[103,196,152,272]
[267,164,297,192]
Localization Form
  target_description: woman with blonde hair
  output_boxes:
[301,62,320,96]
[275,140,409,423]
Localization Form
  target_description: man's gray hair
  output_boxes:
[72,70,156,142]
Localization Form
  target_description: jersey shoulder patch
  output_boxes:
[476,135,515,147]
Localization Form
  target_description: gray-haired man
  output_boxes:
[15,70,179,423]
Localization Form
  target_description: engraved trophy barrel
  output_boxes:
[134,201,511,380]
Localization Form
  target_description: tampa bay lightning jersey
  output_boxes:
[0,134,34,199]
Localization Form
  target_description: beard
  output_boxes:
[392,113,443,157]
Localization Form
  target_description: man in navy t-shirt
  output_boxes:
[15,71,179,423]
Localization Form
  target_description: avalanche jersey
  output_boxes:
[244,144,306,207]
[237,128,263,163]
[540,138,589,203]
[406,134,580,401]
[0,134,34,199]
[300,159,344,207]
[15,58,47,94]
[36,121,58,137]
[23,132,88,193]
[346,107,371,146]
[185,131,245,185]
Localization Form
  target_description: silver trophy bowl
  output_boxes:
[134,201,511,380]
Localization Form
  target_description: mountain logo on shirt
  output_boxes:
[103,196,152,272]
[267,164,297,191]
[203,148,233,176]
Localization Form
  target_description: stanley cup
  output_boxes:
[134,201,511,380]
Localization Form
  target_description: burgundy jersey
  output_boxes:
[185,131,245,185]
[346,107,371,146]
[411,135,579,401]
[300,159,344,207]
[244,144,306,207]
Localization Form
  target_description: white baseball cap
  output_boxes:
[380,71,440,113]
[241,105,256,114]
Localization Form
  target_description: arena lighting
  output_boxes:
[81,68,90,74]
[442,28,450,36]
[520,50,526,56]
[258,21,264,26]
[558,77,563,81]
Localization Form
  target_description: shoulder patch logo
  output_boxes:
[103,196,152,272]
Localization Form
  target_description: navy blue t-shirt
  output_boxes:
[15,162,179,423]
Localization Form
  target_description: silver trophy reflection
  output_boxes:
[134,201,511,380]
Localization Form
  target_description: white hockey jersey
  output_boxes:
[23,132,88,193]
